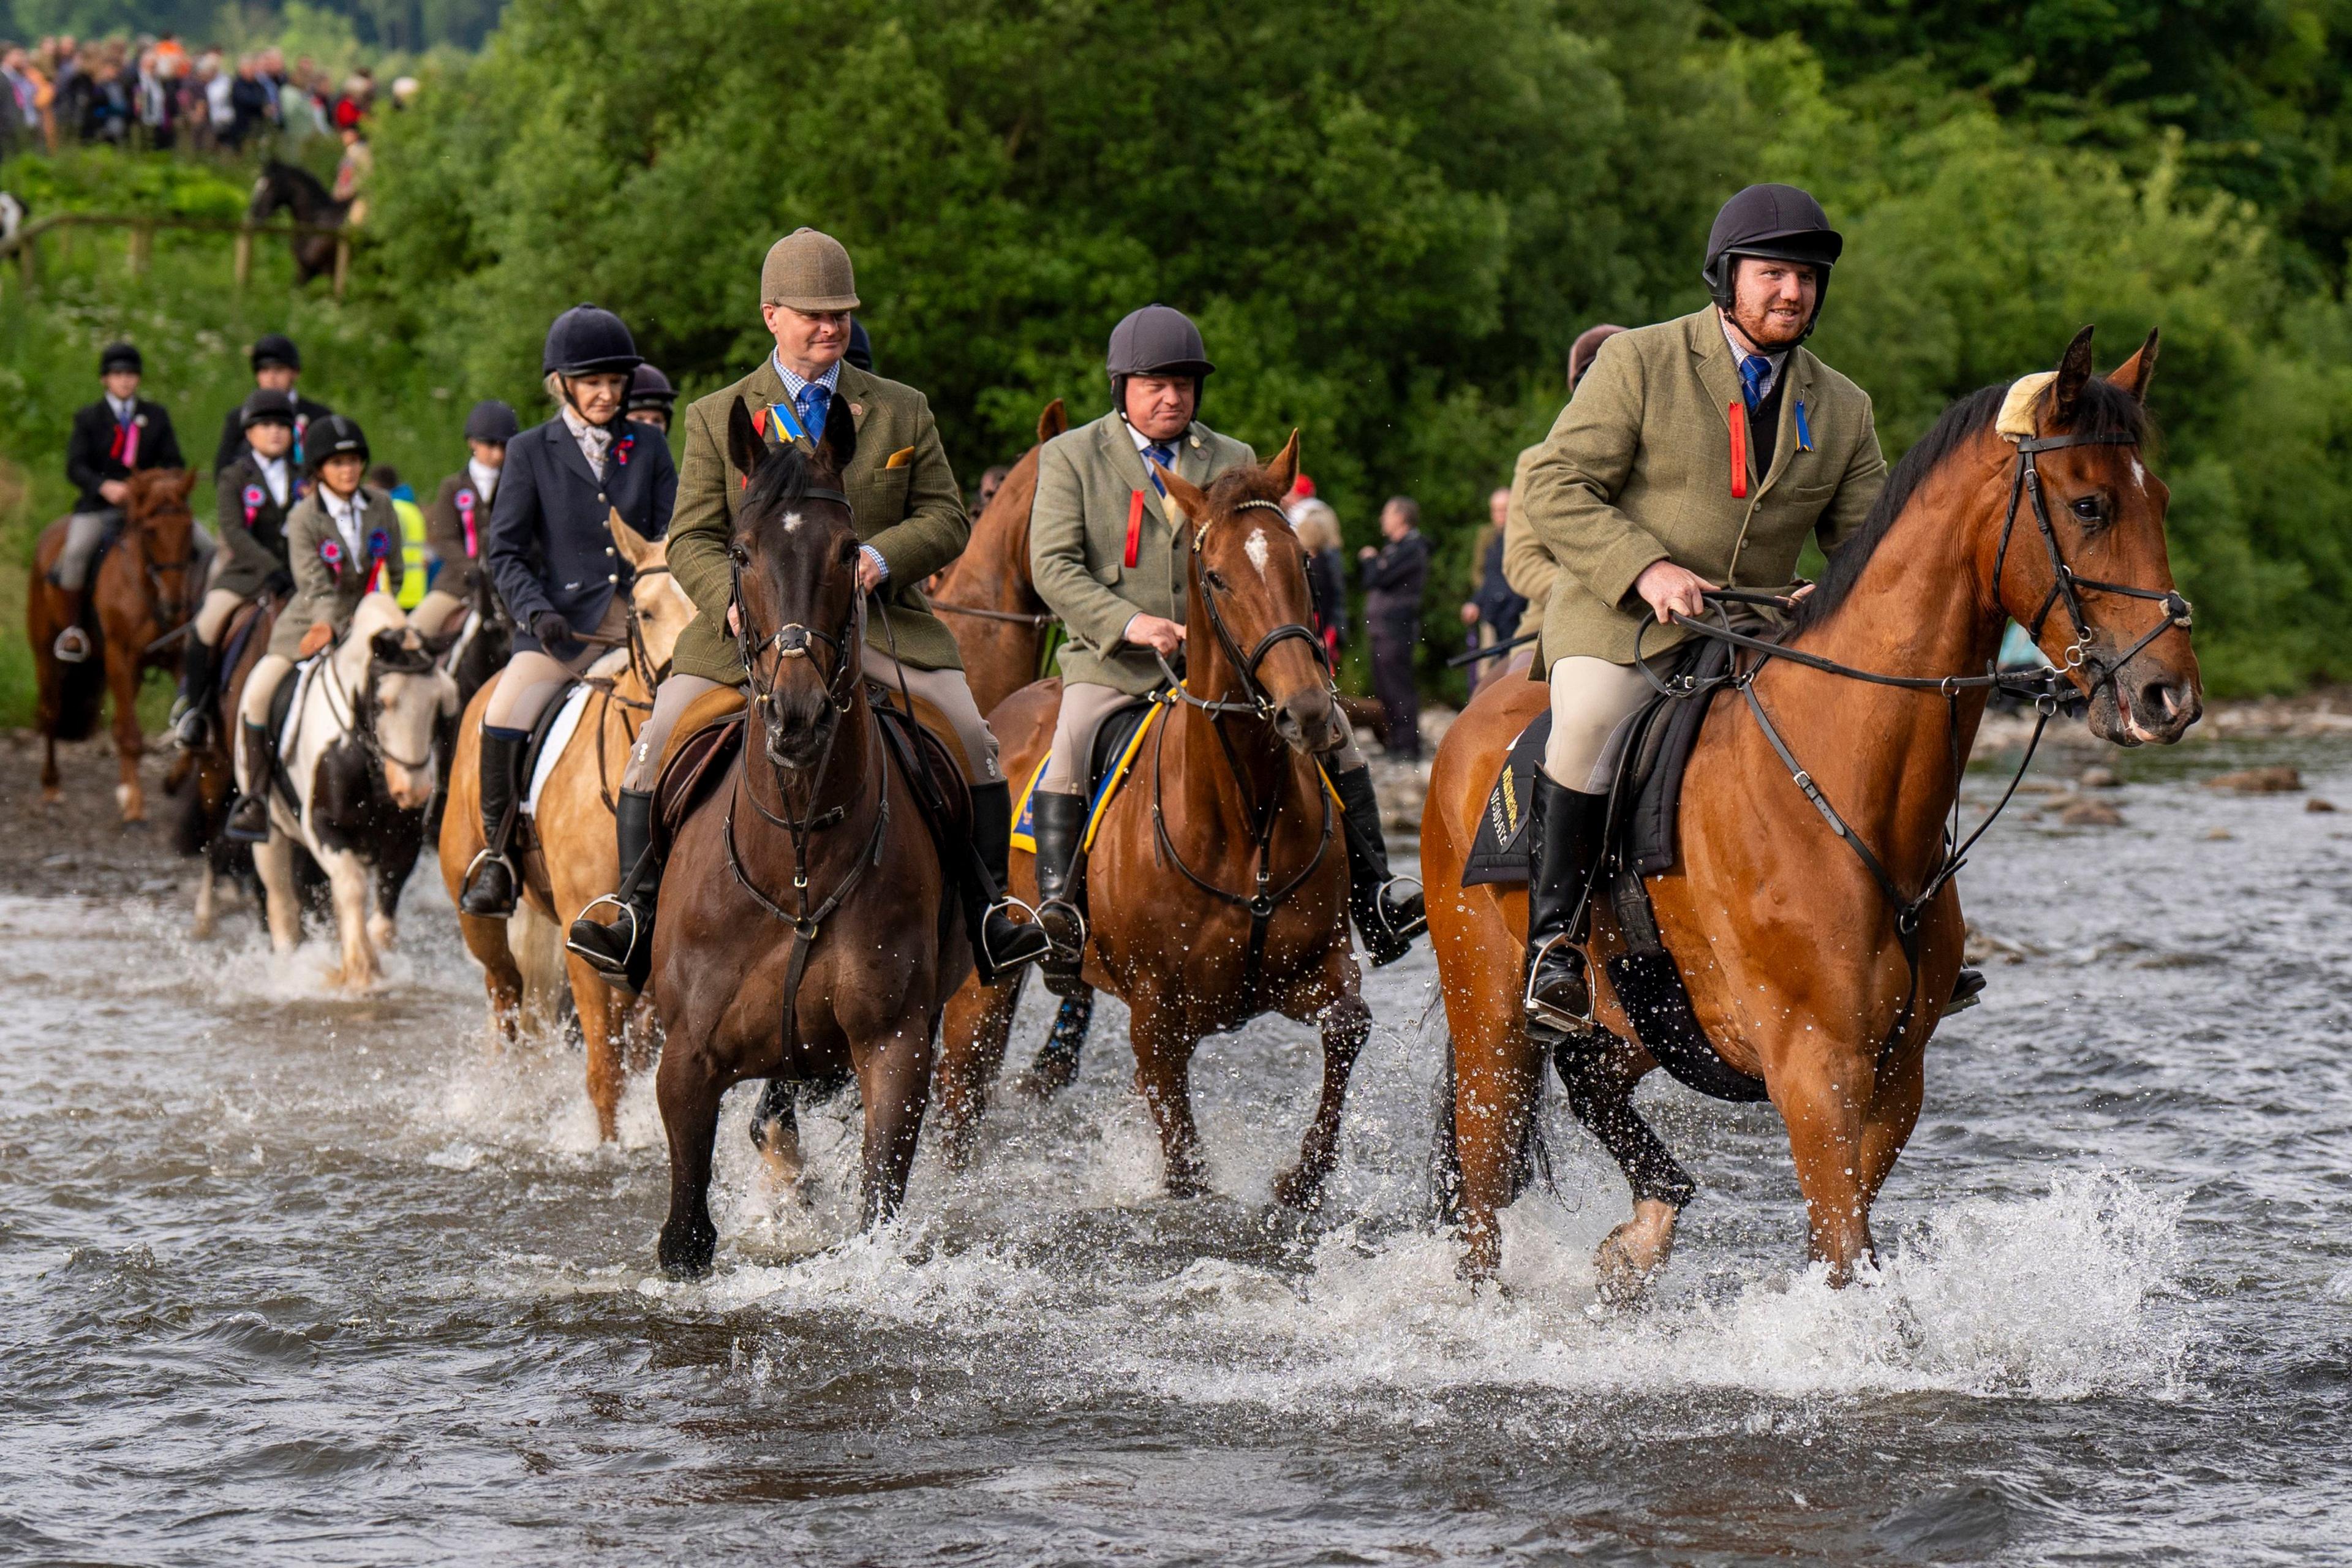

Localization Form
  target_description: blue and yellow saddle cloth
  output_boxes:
[1010,701,1164,855]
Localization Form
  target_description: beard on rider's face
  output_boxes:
[1729,262,1818,351]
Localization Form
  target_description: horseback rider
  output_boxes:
[624,364,676,435]
[173,388,303,747]
[209,333,334,473]
[455,306,680,918]
[1026,305,1427,980]
[410,399,517,639]
[564,227,1049,985]
[52,341,184,664]
[1517,183,1976,1028]
[225,413,402,841]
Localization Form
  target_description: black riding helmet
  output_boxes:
[541,304,643,377]
[251,332,301,372]
[306,413,369,472]
[1106,304,1213,414]
[99,341,142,375]
[240,387,300,429]
[1702,183,1844,340]
[624,363,676,414]
[846,318,873,372]
[463,398,519,444]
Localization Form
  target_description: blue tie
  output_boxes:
[798,382,831,442]
[1144,442,1175,491]
[1739,353,1771,412]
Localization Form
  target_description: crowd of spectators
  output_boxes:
[1,32,412,161]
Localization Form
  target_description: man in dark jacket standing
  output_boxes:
[54,341,184,662]
[1358,496,1428,759]
[212,333,333,473]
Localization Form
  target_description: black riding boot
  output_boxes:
[970,781,1050,973]
[1331,763,1425,966]
[225,720,276,842]
[567,788,658,992]
[1525,771,1610,1029]
[460,727,526,917]
[1031,789,1090,998]
[172,636,215,748]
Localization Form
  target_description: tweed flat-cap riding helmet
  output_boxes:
[99,341,143,375]
[624,363,676,414]
[761,227,861,313]
[541,304,643,377]
[1702,183,1843,336]
[462,398,519,444]
[306,412,370,471]
[240,388,300,429]
[250,332,301,372]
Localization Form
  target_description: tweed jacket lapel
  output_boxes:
[834,363,875,435]
[1686,311,1749,468]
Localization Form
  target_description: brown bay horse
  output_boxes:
[27,468,203,821]
[935,435,1373,1207]
[1425,328,2201,1293]
[652,401,973,1276]
[927,398,1068,716]
[440,515,695,1141]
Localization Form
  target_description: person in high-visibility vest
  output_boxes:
[369,464,429,611]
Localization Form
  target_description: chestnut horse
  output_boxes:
[440,514,694,1142]
[935,435,1373,1206]
[927,398,1068,716]
[652,401,973,1276]
[1425,327,2200,1292]
[27,468,203,821]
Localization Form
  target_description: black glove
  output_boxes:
[531,611,571,646]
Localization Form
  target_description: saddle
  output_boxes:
[1009,692,1160,855]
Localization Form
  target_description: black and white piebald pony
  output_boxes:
[255,594,458,987]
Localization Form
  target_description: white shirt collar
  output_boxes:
[466,458,500,498]
[771,352,843,403]
[106,393,137,422]
[321,484,365,553]
[1128,421,1187,457]
[254,451,290,506]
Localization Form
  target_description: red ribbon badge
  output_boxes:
[318,537,345,575]
[1125,488,1145,569]
[365,529,391,594]
[243,484,265,526]
[456,488,478,556]
[1728,402,1749,500]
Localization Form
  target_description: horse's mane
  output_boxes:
[738,440,850,531]
[1792,375,2150,633]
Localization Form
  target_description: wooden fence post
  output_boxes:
[233,226,253,290]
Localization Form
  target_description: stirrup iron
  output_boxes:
[1523,930,1596,1031]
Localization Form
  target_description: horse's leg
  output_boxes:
[1773,1042,1878,1284]
[106,640,144,822]
[320,848,378,989]
[1012,989,1094,1100]
[254,832,303,955]
[747,1079,805,1189]
[1450,991,1544,1281]
[1856,1039,1928,1210]
[655,1038,725,1278]
[455,910,525,1045]
[935,974,1022,1170]
[855,1013,938,1227]
[194,858,217,939]
[368,822,423,954]
[1128,1000,1208,1198]
[40,724,62,805]
[564,952,625,1142]
[1273,989,1370,1211]
[1553,1030,1692,1304]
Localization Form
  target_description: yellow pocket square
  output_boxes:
[884,446,917,470]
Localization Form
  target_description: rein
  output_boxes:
[929,600,1060,628]
[1634,426,2193,1058]
[1147,495,1336,992]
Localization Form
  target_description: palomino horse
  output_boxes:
[652,401,973,1276]
[935,435,1373,1207]
[27,467,203,821]
[440,514,692,1142]
[255,594,457,988]
[1425,327,2199,1292]
[927,398,1068,715]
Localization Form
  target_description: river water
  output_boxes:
[4,733,2348,1565]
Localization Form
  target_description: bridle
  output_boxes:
[731,487,862,729]
[1626,420,2194,1058]
[1148,494,1338,992]
[130,504,203,640]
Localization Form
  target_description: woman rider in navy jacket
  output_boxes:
[457,305,677,916]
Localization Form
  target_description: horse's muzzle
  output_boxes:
[384,763,437,812]
[2095,666,2202,747]
[761,685,837,770]
[1273,687,1346,757]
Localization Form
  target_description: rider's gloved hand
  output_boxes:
[531,611,571,646]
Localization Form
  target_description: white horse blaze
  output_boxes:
[1245,527,1272,576]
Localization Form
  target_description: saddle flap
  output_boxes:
[653,709,745,843]
[873,700,973,846]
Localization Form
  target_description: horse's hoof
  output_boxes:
[1271,1164,1326,1212]
[1594,1204,1678,1306]
[40,788,62,807]
[658,1222,717,1280]
[1163,1166,1210,1200]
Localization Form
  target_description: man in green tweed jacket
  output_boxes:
[564,227,1048,986]
[1515,184,1890,1027]
[1024,305,1427,989]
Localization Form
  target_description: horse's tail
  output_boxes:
[52,650,105,742]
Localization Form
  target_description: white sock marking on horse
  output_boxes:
[1245,527,1272,576]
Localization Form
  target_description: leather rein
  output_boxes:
[1634,426,2193,1055]
[1147,496,1336,992]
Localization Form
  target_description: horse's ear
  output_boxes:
[608,505,655,570]
[2108,328,2160,404]
[1038,398,1067,442]
[726,397,766,480]
[1155,462,1210,524]
[818,395,858,477]
[173,467,200,503]
[369,628,407,665]
[2052,325,2096,427]
[1262,429,1301,498]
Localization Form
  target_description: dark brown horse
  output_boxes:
[27,467,203,821]
[652,401,972,1276]
[1425,328,2199,1293]
[936,435,1373,1206]
[927,398,1068,716]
